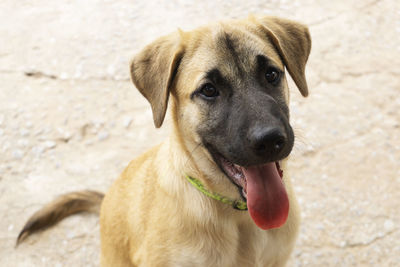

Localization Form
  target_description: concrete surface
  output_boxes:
[1,0,399,266]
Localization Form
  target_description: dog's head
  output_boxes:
[130,16,311,229]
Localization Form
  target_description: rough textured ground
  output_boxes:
[1,0,399,266]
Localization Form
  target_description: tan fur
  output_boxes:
[17,15,311,267]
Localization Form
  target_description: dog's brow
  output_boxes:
[205,68,230,87]
[256,55,283,72]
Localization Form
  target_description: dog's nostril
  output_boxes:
[256,143,267,152]
[274,137,285,152]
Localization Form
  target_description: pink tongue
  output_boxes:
[243,163,289,230]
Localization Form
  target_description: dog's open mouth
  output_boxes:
[214,153,289,230]
[219,156,283,200]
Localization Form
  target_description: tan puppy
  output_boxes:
[17,15,311,267]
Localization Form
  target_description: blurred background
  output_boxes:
[1,0,399,266]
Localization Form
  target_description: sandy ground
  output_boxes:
[1,0,399,266]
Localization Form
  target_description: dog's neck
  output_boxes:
[185,174,248,210]
[156,127,248,213]
[156,136,253,228]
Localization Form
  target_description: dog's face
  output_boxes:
[131,16,311,230]
[185,28,293,166]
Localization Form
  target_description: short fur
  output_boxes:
[17,15,311,267]
[16,190,103,246]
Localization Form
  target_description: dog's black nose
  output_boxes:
[251,127,287,158]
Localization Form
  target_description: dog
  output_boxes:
[17,15,311,266]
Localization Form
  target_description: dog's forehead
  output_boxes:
[186,23,283,79]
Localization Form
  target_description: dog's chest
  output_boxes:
[170,226,281,267]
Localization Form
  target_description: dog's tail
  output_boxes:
[16,190,104,247]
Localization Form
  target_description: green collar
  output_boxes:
[185,175,248,210]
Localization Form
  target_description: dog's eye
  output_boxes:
[265,68,280,84]
[199,83,219,98]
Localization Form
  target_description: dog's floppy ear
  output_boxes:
[130,32,184,127]
[251,16,311,97]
